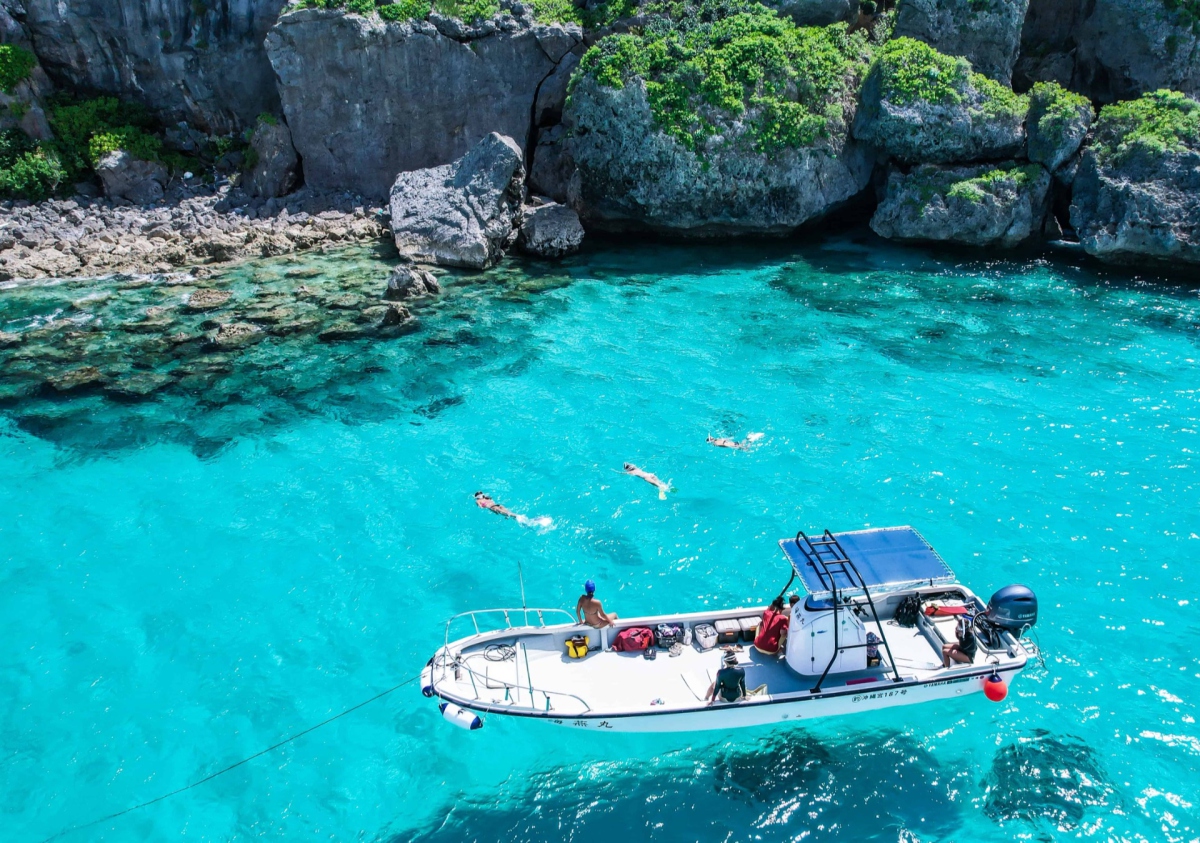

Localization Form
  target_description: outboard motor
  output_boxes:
[984,584,1038,637]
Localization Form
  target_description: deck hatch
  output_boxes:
[779,526,955,596]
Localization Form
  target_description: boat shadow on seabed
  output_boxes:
[389,727,1115,842]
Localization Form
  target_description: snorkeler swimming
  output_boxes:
[474,492,554,530]
[623,463,671,500]
[707,432,764,451]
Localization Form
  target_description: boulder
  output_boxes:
[893,0,1029,84]
[95,151,168,205]
[245,118,301,198]
[563,76,872,234]
[853,38,1027,164]
[1025,81,1094,174]
[22,0,286,132]
[518,201,584,258]
[384,265,441,300]
[763,0,859,26]
[871,162,1051,247]
[388,132,526,269]
[265,8,581,198]
[1069,90,1200,264]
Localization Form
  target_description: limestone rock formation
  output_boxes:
[245,118,300,199]
[763,0,859,26]
[266,8,581,199]
[563,76,872,234]
[894,0,1029,84]
[389,132,526,269]
[1069,91,1200,264]
[1025,82,1093,174]
[871,162,1051,247]
[518,200,584,258]
[854,38,1028,164]
[384,265,441,301]
[95,151,168,205]
[21,0,286,132]
[529,125,573,203]
[1017,0,1200,102]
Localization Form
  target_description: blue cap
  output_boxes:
[585,580,596,594]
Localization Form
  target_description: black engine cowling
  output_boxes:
[984,584,1037,637]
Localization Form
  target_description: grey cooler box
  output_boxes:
[714,619,741,645]
[738,616,762,642]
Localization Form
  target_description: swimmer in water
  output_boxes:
[474,491,517,519]
[623,462,670,499]
[707,432,764,450]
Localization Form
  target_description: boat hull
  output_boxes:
[422,663,1023,733]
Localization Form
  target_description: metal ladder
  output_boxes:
[794,530,903,693]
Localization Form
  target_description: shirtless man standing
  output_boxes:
[474,491,517,519]
[623,462,670,498]
[575,580,618,628]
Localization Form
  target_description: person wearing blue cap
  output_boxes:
[575,580,618,628]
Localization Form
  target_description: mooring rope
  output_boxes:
[40,674,421,842]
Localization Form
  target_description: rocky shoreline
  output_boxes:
[0,184,386,283]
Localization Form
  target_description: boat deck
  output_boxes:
[433,607,1002,718]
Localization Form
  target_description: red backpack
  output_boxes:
[612,627,655,652]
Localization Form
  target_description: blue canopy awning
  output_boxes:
[779,526,955,595]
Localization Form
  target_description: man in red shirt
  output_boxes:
[753,596,791,655]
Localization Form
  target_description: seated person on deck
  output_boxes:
[575,580,618,628]
[942,616,978,667]
[707,651,748,705]
[753,596,790,656]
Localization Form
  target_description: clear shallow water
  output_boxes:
[2,236,1198,842]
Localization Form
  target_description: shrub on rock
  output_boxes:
[871,162,1050,247]
[563,0,875,233]
[1070,89,1200,263]
[1026,81,1094,174]
[853,36,1027,163]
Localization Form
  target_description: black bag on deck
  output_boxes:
[894,595,921,627]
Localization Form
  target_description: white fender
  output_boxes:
[439,702,483,731]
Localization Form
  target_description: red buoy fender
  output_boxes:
[983,673,1008,702]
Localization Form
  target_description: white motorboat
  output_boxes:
[421,526,1040,733]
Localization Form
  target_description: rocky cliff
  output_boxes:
[266,8,580,199]
[1070,90,1200,264]
[894,0,1029,84]
[871,162,1051,246]
[1016,0,1200,102]
[853,37,1028,163]
[560,9,874,234]
[18,0,286,132]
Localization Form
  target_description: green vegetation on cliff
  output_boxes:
[576,0,871,153]
[1163,0,1200,34]
[302,0,578,24]
[1091,89,1200,164]
[1028,82,1091,148]
[869,37,1025,119]
[0,129,66,200]
[48,97,163,179]
[945,164,1040,203]
[0,44,36,94]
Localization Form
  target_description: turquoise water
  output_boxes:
[2,236,1198,842]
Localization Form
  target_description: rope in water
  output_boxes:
[40,674,421,842]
